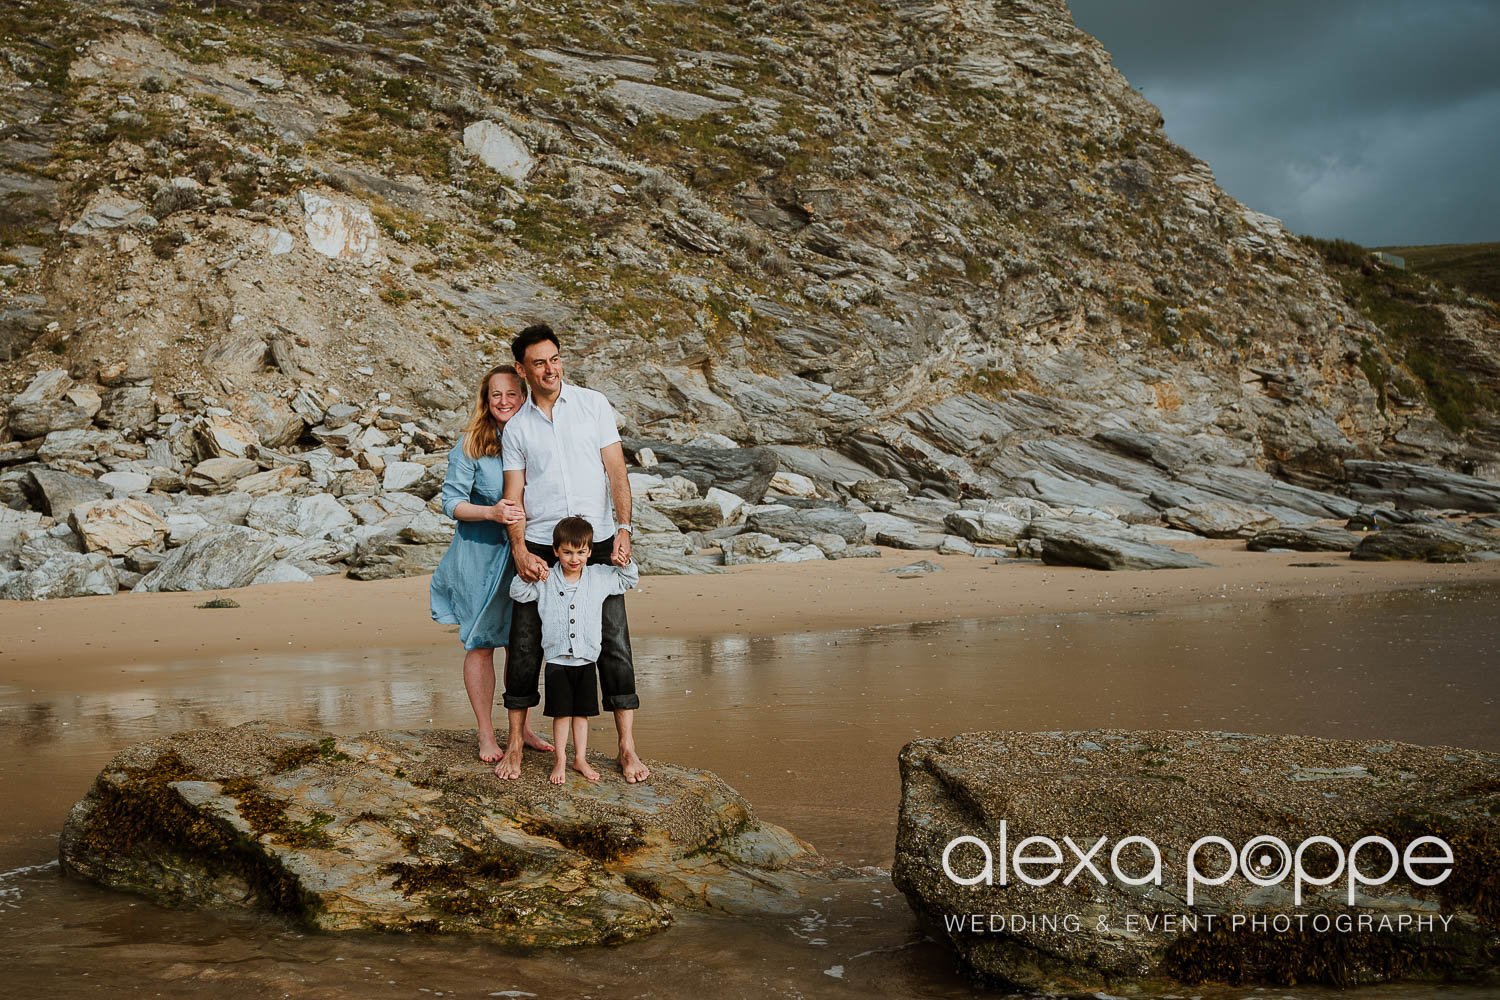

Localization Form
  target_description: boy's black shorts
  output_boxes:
[544,661,599,718]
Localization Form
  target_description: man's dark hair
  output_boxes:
[553,515,594,550]
[512,323,560,363]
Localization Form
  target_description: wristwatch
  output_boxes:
[618,524,633,534]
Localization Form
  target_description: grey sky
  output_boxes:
[1068,0,1500,246]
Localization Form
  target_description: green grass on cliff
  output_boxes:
[1303,236,1497,431]
[1376,242,1500,304]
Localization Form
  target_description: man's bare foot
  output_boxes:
[618,747,650,783]
[549,759,567,785]
[523,726,554,753]
[494,745,524,780]
[477,732,503,763]
[571,756,600,782]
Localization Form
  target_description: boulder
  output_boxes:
[1246,525,1362,552]
[64,192,149,235]
[943,509,1025,545]
[623,440,778,503]
[634,547,726,575]
[69,498,169,556]
[747,506,866,545]
[1343,460,1500,513]
[702,486,745,526]
[1160,500,1279,539]
[136,525,283,591]
[1350,523,1500,563]
[37,428,124,464]
[848,478,909,511]
[235,466,306,496]
[96,384,158,431]
[382,461,426,493]
[768,470,818,498]
[245,493,355,539]
[199,414,261,459]
[186,457,259,494]
[722,532,788,565]
[462,120,535,182]
[59,723,834,945]
[299,190,380,263]
[1035,527,1212,571]
[1,551,118,599]
[21,467,111,517]
[346,538,446,580]
[858,512,945,550]
[240,392,305,448]
[7,369,101,439]
[98,470,152,497]
[653,499,724,533]
[893,730,1499,992]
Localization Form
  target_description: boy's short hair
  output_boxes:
[512,322,559,363]
[553,515,594,550]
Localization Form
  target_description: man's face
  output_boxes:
[555,541,590,574]
[518,339,563,396]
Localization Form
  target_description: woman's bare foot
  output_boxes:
[618,746,650,784]
[477,731,503,763]
[571,756,601,782]
[494,745,524,780]
[549,759,568,785]
[523,726,554,753]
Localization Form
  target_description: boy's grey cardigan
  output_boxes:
[509,560,639,664]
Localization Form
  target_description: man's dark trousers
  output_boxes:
[504,538,639,711]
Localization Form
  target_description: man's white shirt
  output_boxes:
[502,381,621,545]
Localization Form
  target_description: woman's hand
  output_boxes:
[489,499,525,524]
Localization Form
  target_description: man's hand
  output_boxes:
[612,527,632,566]
[489,499,525,524]
[518,549,549,582]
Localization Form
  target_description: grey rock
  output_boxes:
[635,547,726,575]
[60,723,839,946]
[245,494,355,539]
[943,509,1025,544]
[240,391,305,449]
[36,428,125,465]
[0,551,118,599]
[1035,526,1212,570]
[1351,523,1499,563]
[891,559,941,578]
[624,440,779,503]
[937,534,976,556]
[893,730,1498,991]
[399,509,453,546]
[96,385,158,431]
[1159,500,1279,539]
[7,369,101,439]
[721,532,787,565]
[1343,460,1500,513]
[747,506,866,545]
[848,478,910,511]
[64,192,149,235]
[186,457,259,494]
[136,525,283,591]
[1246,525,1361,552]
[653,499,724,533]
[858,512,944,550]
[21,467,111,517]
[346,539,446,580]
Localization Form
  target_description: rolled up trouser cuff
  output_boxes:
[601,693,641,711]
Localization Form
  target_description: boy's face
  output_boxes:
[555,541,590,574]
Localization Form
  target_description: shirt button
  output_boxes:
[570,632,575,638]
[570,618,575,623]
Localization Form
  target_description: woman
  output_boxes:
[431,365,552,761]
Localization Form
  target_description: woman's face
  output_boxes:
[487,372,526,425]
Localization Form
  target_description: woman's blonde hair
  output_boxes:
[461,365,527,459]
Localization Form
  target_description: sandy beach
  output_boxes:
[4,540,1498,686]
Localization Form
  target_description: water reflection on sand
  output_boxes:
[0,584,1496,998]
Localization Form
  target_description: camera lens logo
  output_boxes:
[1241,836,1293,884]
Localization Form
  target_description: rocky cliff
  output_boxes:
[3,0,1499,596]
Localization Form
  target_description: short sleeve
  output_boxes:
[439,443,475,519]
[501,419,526,472]
[594,392,621,449]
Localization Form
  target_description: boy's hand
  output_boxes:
[612,528,632,566]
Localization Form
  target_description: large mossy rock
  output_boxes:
[60,723,834,946]
[892,730,1498,993]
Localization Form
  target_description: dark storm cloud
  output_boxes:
[1068,0,1500,245]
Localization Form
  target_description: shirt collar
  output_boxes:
[520,380,571,418]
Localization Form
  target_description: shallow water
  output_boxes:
[1,583,1497,998]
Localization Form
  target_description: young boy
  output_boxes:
[509,516,639,784]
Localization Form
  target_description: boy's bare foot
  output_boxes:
[618,746,650,784]
[477,734,503,764]
[549,759,567,785]
[494,745,524,780]
[571,756,600,782]
[523,726,554,753]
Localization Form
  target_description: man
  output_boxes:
[495,323,650,783]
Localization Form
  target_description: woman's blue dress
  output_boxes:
[430,441,515,650]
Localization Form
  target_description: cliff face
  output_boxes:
[2,0,1497,488]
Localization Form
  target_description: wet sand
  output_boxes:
[1,551,1497,999]
[3,539,1499,684]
